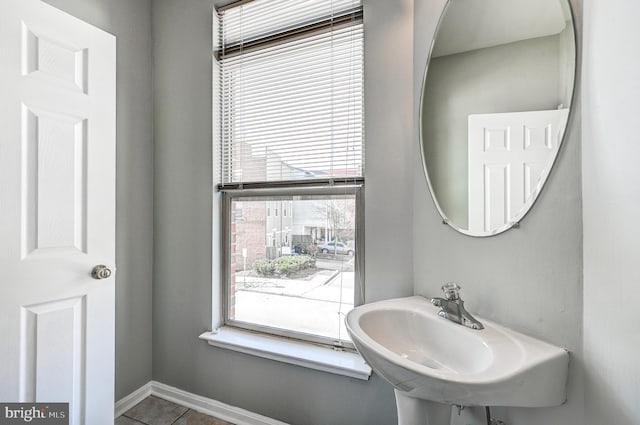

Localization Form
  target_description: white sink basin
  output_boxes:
[345,296,569,408]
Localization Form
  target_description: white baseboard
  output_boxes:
[116,381,289,425]
[114,381,152,417]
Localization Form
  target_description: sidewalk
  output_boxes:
[234,266,355,341]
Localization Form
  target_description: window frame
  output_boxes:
[215,0,365,351]
[220,181,365,350]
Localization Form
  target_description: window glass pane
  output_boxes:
[229,194,356,342]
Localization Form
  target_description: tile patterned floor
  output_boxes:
[116,395,234,425]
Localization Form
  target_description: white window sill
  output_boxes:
[199,327,371,380]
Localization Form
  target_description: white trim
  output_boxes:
[199,327,372,380]
[116,381,290,425]
[114,381,152,417]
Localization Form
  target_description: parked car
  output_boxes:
[319,242,354,255]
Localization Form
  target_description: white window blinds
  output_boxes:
[216,0,364,186]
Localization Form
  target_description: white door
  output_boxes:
[468,109,568,233]
[0,1,116,424]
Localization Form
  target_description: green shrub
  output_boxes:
[252,259,275,275]
[252,255,316,277]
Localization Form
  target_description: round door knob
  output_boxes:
[92,265,112,280]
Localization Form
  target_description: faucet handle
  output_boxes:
[441,282,461,301]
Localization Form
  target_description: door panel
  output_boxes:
[468,109,568,233]
[483,163,509,232]
[0,1,116,424]
[20,296,86,425]
[22,105,88,255]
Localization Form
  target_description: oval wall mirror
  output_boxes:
[419,0,576,236]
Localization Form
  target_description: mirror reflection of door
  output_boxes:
[467,109,569,233]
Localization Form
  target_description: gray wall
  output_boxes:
[152,0,413,423]
[414,1,584,424]
[362,0,415,304]
[583,0,640,424]
[422,34,565,227]
[42,0,154,401]
[41,2,640,425]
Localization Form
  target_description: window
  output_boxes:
[215,0,364,349]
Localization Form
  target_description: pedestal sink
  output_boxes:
[345,296,569,425]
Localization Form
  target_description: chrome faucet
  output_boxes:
[430,283,484,330]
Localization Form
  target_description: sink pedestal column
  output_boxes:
[394,390,452,425]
